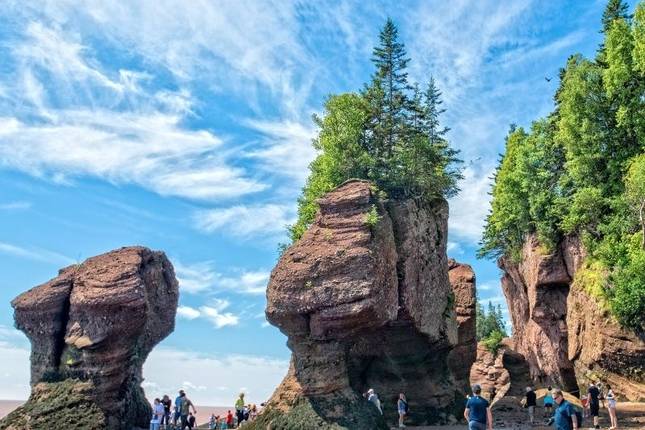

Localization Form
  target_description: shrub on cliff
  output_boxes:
[290,19,462,242]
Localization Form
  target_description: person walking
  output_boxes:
[235,393,246,426]
[464,384,493,430]
[161,394,172,429]
[397,393,408,428]
[525,386,537,424]
[543,386,554,418]
[551,388,579,430]
[150,398,164,430]
[606,385,618,430]
[177,390,197,430]
[366,388,383,414]
[587,382,601,429]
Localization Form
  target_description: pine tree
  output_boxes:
[365,18,411,166]
[602,0,631,33]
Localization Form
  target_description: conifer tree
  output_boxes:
[602,0,631,33]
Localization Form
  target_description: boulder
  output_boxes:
[469,339,531,403]
[0,247,179,430]
[254,180,474,429]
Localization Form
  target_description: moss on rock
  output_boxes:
[0,379,105,430]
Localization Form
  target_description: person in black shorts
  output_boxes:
[588,382,601,429]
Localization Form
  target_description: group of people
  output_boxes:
[463,381,620,430]
[148,391,261,430]
[149,390,197,430]
[362,388,409,428]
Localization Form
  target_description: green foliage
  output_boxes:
[289,20,461,242]
[476,294,507,341]
[482,329,505,356]
[480,0,645,333]
[364,204,380,229]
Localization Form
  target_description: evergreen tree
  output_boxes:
[602,0,631,33]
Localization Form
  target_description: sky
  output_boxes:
[0,0,637,407]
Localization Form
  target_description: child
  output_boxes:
[543,386,554,418]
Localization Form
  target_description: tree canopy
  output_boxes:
[290,19,462,242]
[480,0,645,334]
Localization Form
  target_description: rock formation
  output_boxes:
[447,259,477,392]
[252,180,477,429]
[0,247,179,430]
[499,234,645,401]
[469,338,532,403]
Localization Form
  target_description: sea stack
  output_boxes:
[250,180,477,429]
[0,246,179,430]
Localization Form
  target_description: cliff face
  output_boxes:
[499,234,645,400]
[0,247,179,430]
[255,180,476,429]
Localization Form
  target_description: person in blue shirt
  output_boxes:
[464,384,493,430]
[551,388,579,430]
[543,386,554,418]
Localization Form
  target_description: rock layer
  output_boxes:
[499,234,645,400]
[1,247,179,430]
[256,180,476,429]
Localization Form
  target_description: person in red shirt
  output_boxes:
[226,410,234,427]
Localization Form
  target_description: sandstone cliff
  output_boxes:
[251,180,476,429]
[499,234,645,401]
[0,247,179,430]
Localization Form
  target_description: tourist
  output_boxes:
[489,386,497,402]
[161,394,172,429]
[543,386,554,418]
[177,390,197,430]
[464,383,493,430]
[587,382,600,429]
[366,388,383,414]
[150,398,164,430]
[581,393,589,418]
[174,391,183,428]
[397,393,408,428]
[606,385,618,430]
[250,404,258,421]
[525,386,537,424]
[226,410,234,429]
[550,388,579,430]
[209,414,217,430]
[235,393,246,425]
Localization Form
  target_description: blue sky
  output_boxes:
[0,0,637,406]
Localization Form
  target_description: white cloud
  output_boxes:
[245,119,317,183]
[143,347,288,406]
[0,201,32,210]
[448,165,495,244]
[177,305,201,320]
[194,204,295,240]
[0,341,30,400]
[175,300,240,329]
[0,241,75,265]
[199,299,240,329]
[478,281,497,292]
[175,261,270,295]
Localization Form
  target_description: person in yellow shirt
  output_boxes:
[235,393,246,426]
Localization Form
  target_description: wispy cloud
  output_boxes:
[448,165,495,243]
[193,204,295,240]
[175,261,270,295]
[0,241,74,265]
[0,201,32,210]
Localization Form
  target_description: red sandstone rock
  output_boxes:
[469,339,531,403]
[258,180,473,429]
[499,234,645,401]
[6,247,179,430]
[448,259,477,391]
